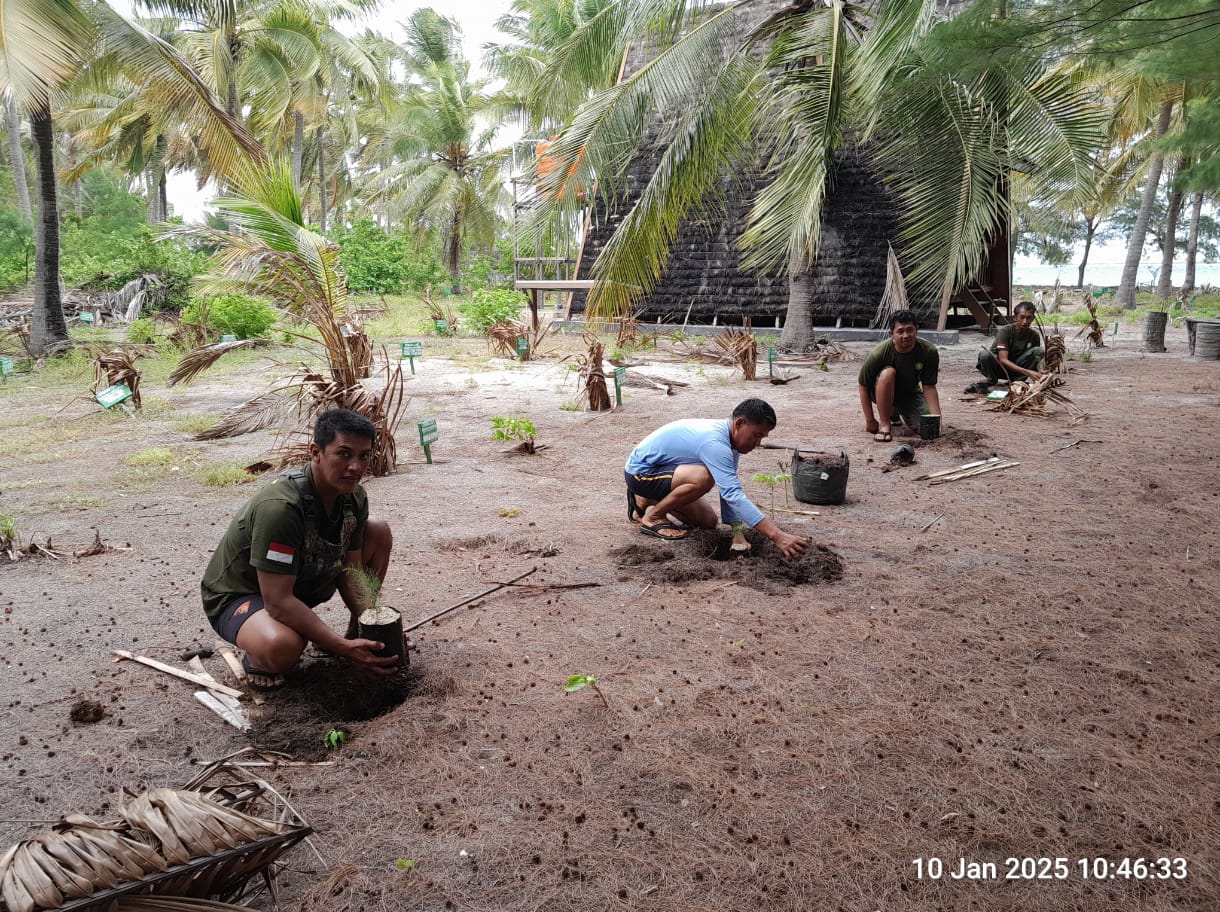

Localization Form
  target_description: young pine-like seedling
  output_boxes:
[564,673,609,709]
[344,565,383,610]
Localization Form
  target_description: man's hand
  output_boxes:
[771,530,810,559]
[341,637,399,676]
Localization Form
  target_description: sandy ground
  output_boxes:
[1,323,1219,912]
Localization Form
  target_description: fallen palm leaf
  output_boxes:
[92,348,144,409]
[712,327,757,380]
[577,334,611,411]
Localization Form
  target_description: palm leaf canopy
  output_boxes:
[535,0,1105,320]
[0,0,93,107]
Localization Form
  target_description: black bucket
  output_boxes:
[791,450,849,505]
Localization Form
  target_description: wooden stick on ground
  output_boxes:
[194,691,250,731]
[914,457,999,481]
[215,643,247,681]
[113,649,244,698]
[929,461,1019,485]
[920,511,947,532]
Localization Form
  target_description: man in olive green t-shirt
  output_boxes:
[857,310,942,443]
[976,300,1044,385]
[201,409,396,691]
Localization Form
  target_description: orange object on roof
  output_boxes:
[535,136,588,201]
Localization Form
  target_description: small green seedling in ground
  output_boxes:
[491,416,537,454]
[1080,351,1093,363]
[324,728,348,750]
[730,639,745,647]
[564,673,609,708]
[499,507,521,518]
[752,470,792,512]
[394,858,415,871]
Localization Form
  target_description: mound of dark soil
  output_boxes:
[611,529,843,594]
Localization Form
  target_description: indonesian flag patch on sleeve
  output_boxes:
[266,542,295,564]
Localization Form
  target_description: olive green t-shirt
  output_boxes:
[991,323,1041,360]
[857,337,940,395]
[200,467,368,619]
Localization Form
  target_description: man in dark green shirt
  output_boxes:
[858,310,942,442]
[201,409,396,690]
[976,300,1044,384]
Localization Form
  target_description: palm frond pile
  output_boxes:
[1042,334,1067,374]
[986,373,1082,419]
[488,320,530,359]
[577,334,611,411]
[713,327,757,380]
[1075,289,1105,348]
[423,286,458,334]
[91,348,143,409]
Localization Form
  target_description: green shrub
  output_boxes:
[334,219,449,294]
[182,293,278,339]
[127,318,158,344]
[463,288,526,334]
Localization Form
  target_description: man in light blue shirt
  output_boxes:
[624,398,809,558]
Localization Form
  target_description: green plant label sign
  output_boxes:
[78,312,94,323]
[96,383,133,409]
[221,333,237,343]
[418,418,439,464]
[516,337,530,359]
[613,366,625,406]
[434,319,449,334]
[768,345,776,378]
[0,357,12,376]
[402,341,423,358]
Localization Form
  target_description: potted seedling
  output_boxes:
[346,566,407,668]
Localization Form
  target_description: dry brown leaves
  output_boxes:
[712,327,757,380]
[577,334,611,411]
[91,348,143,409]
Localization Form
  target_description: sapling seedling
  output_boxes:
[324,728,348,750]
[344,565,384,610]
[394,858,415,871]
[564,673,609,708]
[491,416,537,454]
[752,469,792,512]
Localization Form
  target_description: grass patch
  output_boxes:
[124,448,176,468]
[199,462,258,487]
[363,293,438,340]
[173,414,220,434]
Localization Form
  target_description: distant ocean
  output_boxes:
[1011,254,1220,290]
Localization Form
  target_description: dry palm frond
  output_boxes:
[870,243,909,329]
[168,339,262,387]
[713,327,757,380]
[91,348,144,409]
[423,286,459,333]
[986,373,1083,418]
[1074,288,1105,348]
[1047,277,1062,314]
[488,320,530,358]
[117,899,258,910]
[577,334,611,411]
[1042,334,1067,374]
[339,319,373,380]
[616,314,642,348]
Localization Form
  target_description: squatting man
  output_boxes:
[623,398,810,558]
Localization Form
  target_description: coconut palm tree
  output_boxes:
[532,0,1105,346]
[168,160,405,474]
[359,10,510,293]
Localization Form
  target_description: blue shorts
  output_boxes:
[624,469,673,503]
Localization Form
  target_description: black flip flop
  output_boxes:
[639,521,689,541]
[626,490,645,523]
[242,655,286,693]
[873,430,893,442]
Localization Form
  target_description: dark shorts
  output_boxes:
[209,594,266,644]
[868,387,926,428]
[624,469,673,503]
[209,585,337,643]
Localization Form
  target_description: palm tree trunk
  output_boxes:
[447,207,463,294]
[1155,154,1187,300]
[781,267,814,350]
[4,96,32,220]
[1182,191,1204,295]
[1076,216,1097,288]
[1116,99,1173,309]
[316,125,327,233]
[291,111,304,191]
[29,102,69,357]
[146,134,168,223]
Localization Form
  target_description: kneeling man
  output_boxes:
[201,408,398,691]
[858,309,942,442]
[624,398,809,558]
